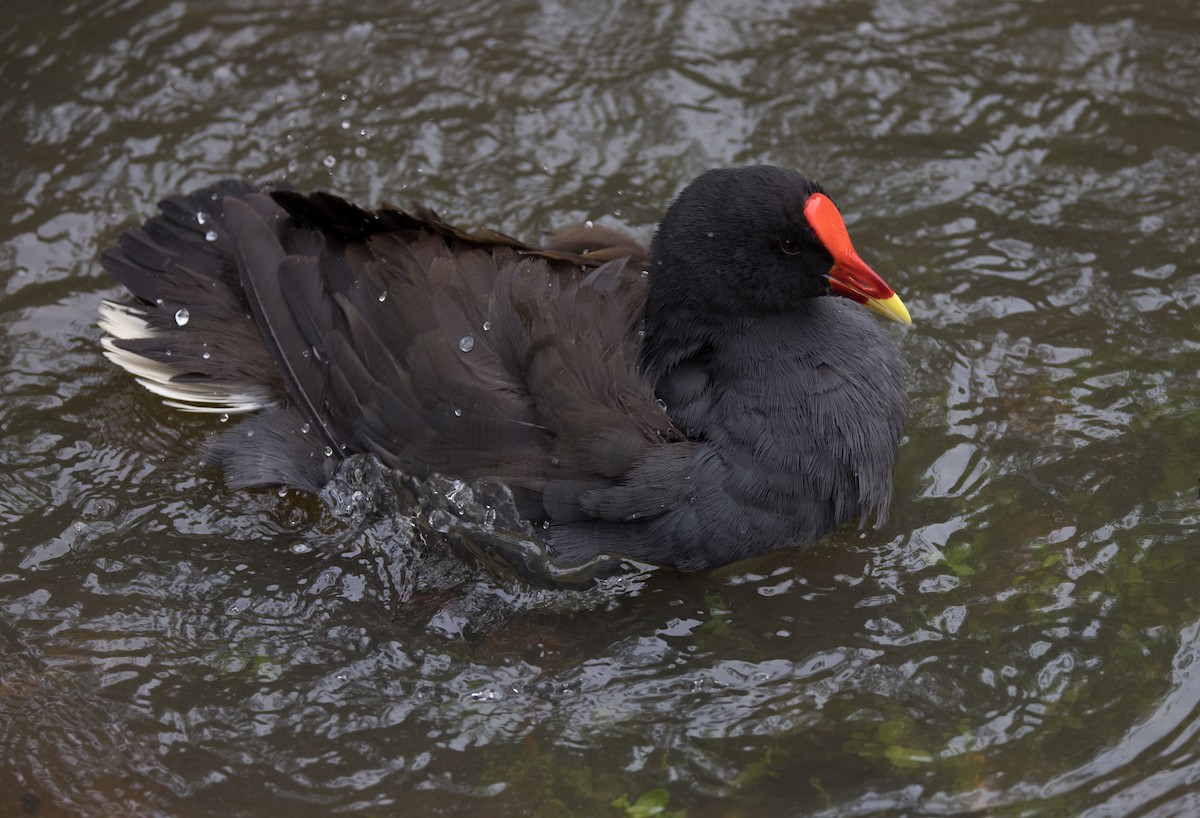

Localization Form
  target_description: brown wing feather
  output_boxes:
[103,181,697,530]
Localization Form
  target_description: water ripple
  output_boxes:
[2,0,1200,815]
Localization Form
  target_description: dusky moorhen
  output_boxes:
[99,166,909,574]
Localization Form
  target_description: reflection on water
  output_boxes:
[2,0,1200,815]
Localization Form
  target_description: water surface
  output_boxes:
[2,0,1200,815]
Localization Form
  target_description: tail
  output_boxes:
[98,180,286,414]
[99,181,335,490]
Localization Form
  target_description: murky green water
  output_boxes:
[2,0,1199,815]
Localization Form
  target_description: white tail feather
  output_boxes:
[99,300,274,414]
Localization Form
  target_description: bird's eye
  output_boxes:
[780,238,800,255]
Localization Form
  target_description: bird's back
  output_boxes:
[100,182,675,520]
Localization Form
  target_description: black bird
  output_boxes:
[99,166,909,576]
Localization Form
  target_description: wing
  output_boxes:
[101,182,704,531]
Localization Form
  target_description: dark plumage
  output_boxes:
[99,166,909,574]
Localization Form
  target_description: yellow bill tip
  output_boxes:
[865,292,912,326]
